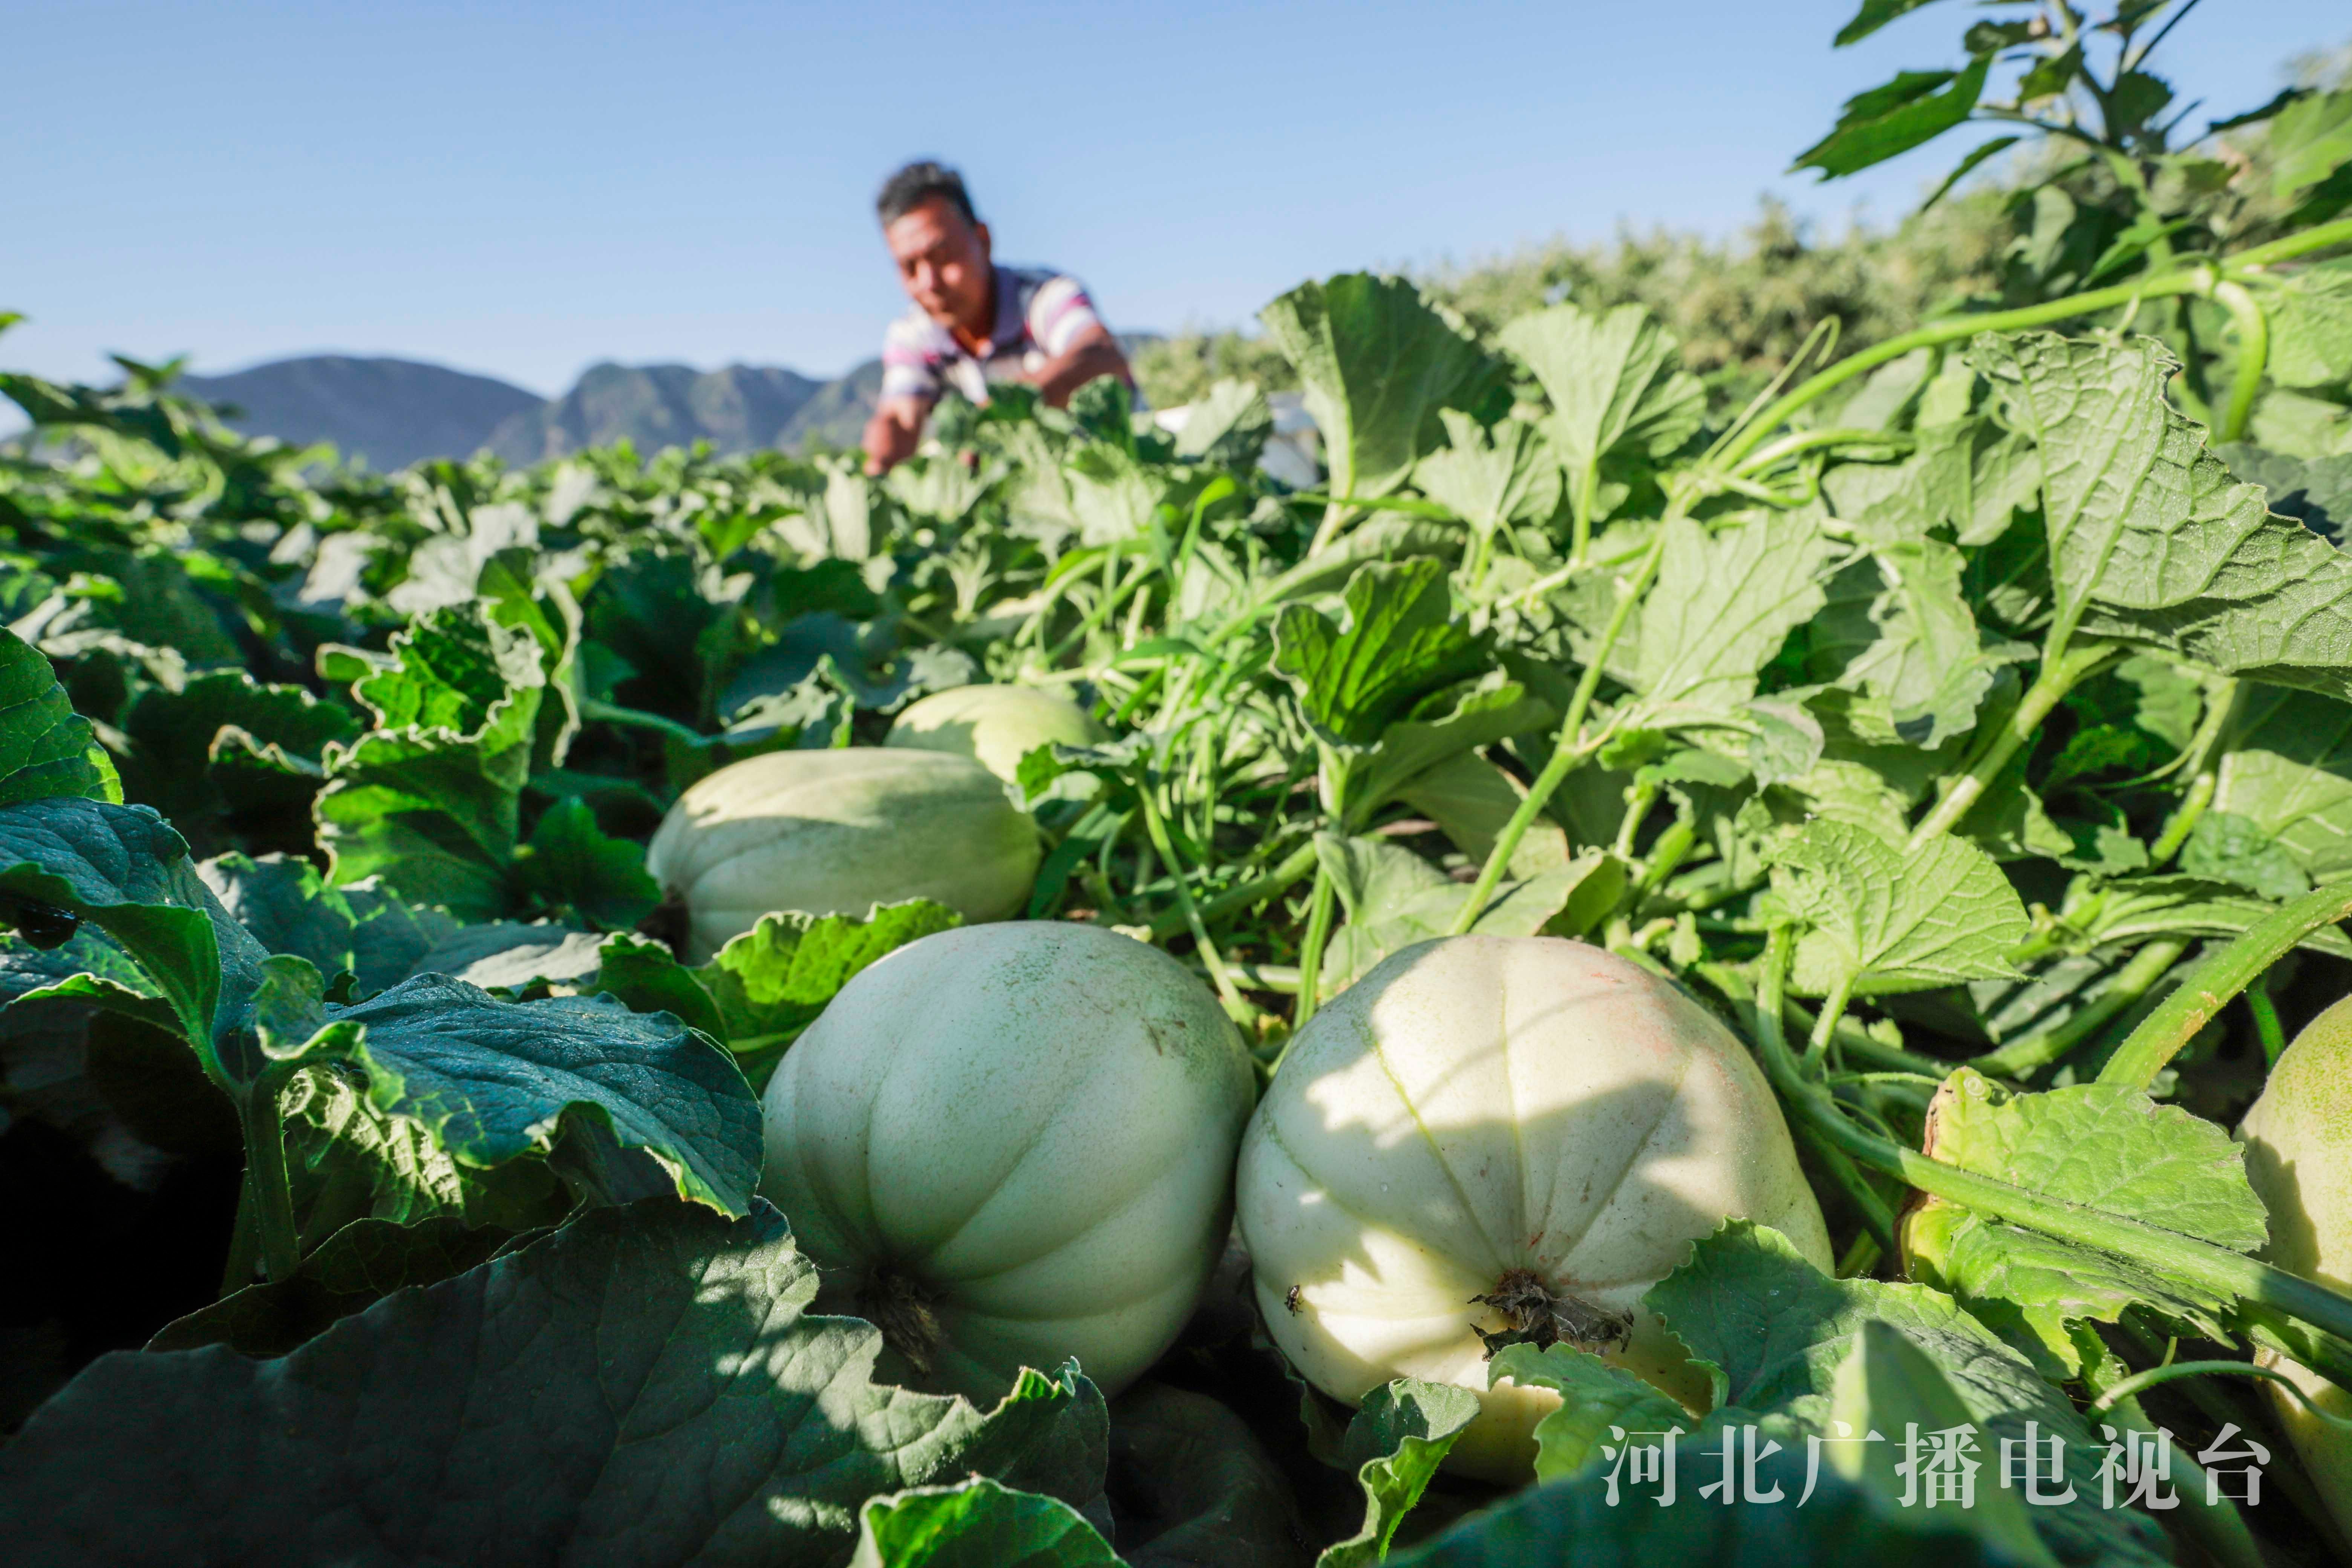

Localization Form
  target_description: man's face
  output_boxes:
[885,197,992,335]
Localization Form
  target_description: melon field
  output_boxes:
[6,6,2352,1565]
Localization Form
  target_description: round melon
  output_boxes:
[2238,994,2352,1541]
[884,684,1102,784]
[646,749,1038,963]
[1236,934,1832,1482]
[760,921,1256,1401]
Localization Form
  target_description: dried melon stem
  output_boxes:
[859,1264,945,1374]
[1470,1266,1633,1358]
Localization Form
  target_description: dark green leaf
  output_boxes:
[514,796,661,929]
[1793,58,1991,179]
[1317,1379,1479,1568]
[1274,560,1484,748]
[1259,274,1504,502]
[0,1200,1109,1567]
[850,1478,1120,1568]
[1108,1383,1308,1568]
[290,972,760,1214]
[0,626,119,807]
[147,1215,521,1356]
[1831,0,1946,47]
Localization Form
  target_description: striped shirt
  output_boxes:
[879,265,1105,404]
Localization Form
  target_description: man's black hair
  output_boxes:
[877,161,978,227]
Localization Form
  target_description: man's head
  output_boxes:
[877,161,992,336]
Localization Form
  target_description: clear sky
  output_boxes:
[6,0,2347,395]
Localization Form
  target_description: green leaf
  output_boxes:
[1770,818,2032,995]
[0,626,118,806]
[118,668,355,830]
[1823,539,2024,747]
[1646,1222,2170,1568]
[2210,684,2352,885]
[198,851,464,994]
[1106,1383,1304,1568]
[1412,410,1561,542]
[316,603,544,920]
[1903,1067,2268,1374]
[1826,1323,2058,1568]
[513,796,661,929]
[2060,873,2352,959]
[1617,510,1835,720]
[701,900,963,1041]
[1316,833,1619,991]
[2179,809,2309,900]
[594,930,730,1039]
[1793,57,1991,179]
[1356,670,1555,817]
[279,972,762,1215]
[2214,442,2352,540]
[1274,560,1485,749]
[0,795,267,1073]
[0,1200,1110,1566]
[1171,377,1275,469]
[1831,0,1946,46]
[1064,444,1167,547]
[1500,304,1704,483]
[1260,274,1505,503]
[851,1478,1118,1568]
[147,1214,520,1357]
[1395,752,1576,877]
[1316,1379,1479,1568]
[2252,259,2352,390]
[1972,332,2352,700]
[2272,88,2352,201]
[1488,1343,1686,1480]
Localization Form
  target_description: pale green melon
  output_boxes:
[645,748,1037,963]
[761,920,1255,1401]
[2238,994,2352,1541]
[1237,934,1832,1482]
[884,684,1102,784]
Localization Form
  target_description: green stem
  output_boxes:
[2100,880,2352,1087]
[2216,214,2352,272]
[1909,642,2119,848]
[1795,1118,1898,1258]
[1753,929,2352,1353]
[2092,1358,2352,1429]
[1969,938,2188,1078]
[1708,216,2352,476]
[2149,677,2238,864]
[1448,519,1674,936]
[1802,973,1855,1073]
[2078,1357,2269,1568]
[1292,856,1339,1028]
[219,1189,260,1297]
[1147,839,1320,942]
[1138,791,1248,1021]
[236,1085,302,1284]
[2209,281,2268,445]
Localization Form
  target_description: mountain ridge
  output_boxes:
[183,353,881,469]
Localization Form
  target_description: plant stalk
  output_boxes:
[1755,929,2352,1354]
[236,1086,302,1284]
[1447,520,1674,935]
[2208,281,2268,445]
[1909,642,2119,848]
[1969,938,2188,1078]
[2099,880,2352,1088]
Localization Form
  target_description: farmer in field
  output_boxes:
[861,160,1132,476]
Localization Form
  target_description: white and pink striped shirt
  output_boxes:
[879,265,1105,405]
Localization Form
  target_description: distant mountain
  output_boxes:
[172,332,1159,471]
[486,363,828,464]
[173,353,884,471]
[182,356,543,472]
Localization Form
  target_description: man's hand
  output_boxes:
[862,395,931,476]
[1027,322,1133,409]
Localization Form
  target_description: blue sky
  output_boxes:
[5,0,2347,395]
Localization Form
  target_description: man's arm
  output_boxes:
[861,394,932,476]
[1026,320,1132,409]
